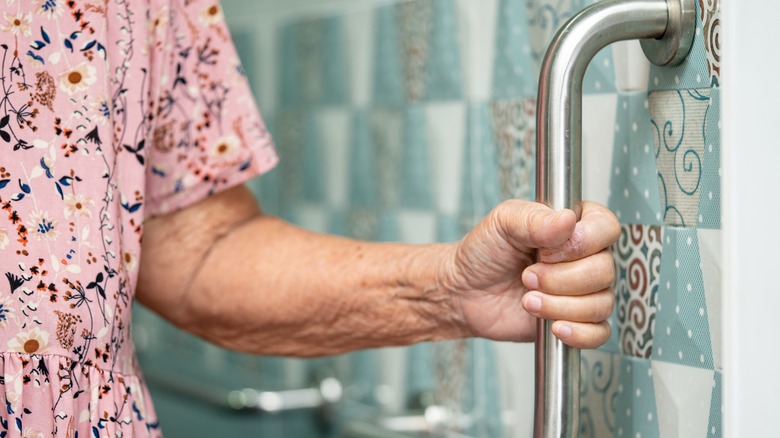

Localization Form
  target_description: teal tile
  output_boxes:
[302,112,325,202]
[583,47,617,95]
[348,111,379,209]
[377,211,401,242]
[698,87,720,229]
[436,214,462,243]
[492,0,537,99]
[373,5,405,106]
[708,371,723,438]
[463,340,503,438]
[327,209,349,237]
[424,0,463,101]
[322,16,349,105]
[608,93,664,225]
[400,106,435,209]
[350,350,379,405]
[652,227,714,369]
[277,23,301,108]
[406,343,435,400]
[614,357,660,438]
[459,103,502,233]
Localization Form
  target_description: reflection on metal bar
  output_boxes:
[534,0,694,437]
[143,369,342,414]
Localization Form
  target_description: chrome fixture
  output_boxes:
[534,0,694,437]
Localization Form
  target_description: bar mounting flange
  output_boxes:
[641,0,696,66]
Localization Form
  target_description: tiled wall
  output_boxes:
[136,0,723,436]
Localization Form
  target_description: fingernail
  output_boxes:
[556,323,573,339]
[524,295,542,313]
[523,271,539,290]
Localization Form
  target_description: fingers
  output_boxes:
[551,320,612,349]
[521,287,615,323]
[538,201,620,263]
[522,249,615,296]
[491,200,577,252]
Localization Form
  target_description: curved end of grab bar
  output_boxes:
[534,1,695,437]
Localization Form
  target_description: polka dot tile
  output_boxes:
[652,360,715,437]
[651,227,714,369]
[707,370,723,438]
[698,87,721,229]
[583,47,617,95]
[608,92,664,225]
[400,105,435,209]
[491,0,537,99]
[614,356,660,438]
[424,0,464,101]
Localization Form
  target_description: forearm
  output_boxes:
[137,187,469,357]
[186,216,466,356]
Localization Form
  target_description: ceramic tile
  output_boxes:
[316,108,351,208]
[321,17,349,105]
[698,87,721,229]
[344,8,375,107]
[424,0,464,101]
[608,93,664,225]
[652,227,714,369]
[613,40,651,92]
[459,103,502,233]
[580,350,621,438]
[454,0,498,101]
[400,105,435,209]
[698,229,722,370]
[614,357,660,438]
[582,93,618,204]
[489,98,537,201]
[370,108,404,208]
[426,102,467,215]
[492,0,537,99]
[398,0,435,102]
[614,224,664,358]
[708,370,723,438]
[650,89,711,227]
[652,360,715,437]
[349,110,379,209]
[301,112,325,202]
[373,5,405,106]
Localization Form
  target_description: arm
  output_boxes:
[136,185,619,357]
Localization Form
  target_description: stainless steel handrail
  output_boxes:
[534,1,694,437]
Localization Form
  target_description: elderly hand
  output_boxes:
[446,200,620,349]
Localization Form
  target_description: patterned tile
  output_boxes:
[489,98,537,201]
[650,89,711,227]
[373,4,405,106]
[492,0,537,99]
[699,87,721,229]
[614,224,663,358]
[580,350,621,438]
[370,108,405,208]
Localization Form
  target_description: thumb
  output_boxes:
[492,200,577,252]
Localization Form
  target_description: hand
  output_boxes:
[445,200,620,349]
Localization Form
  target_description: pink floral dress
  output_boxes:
[0,0,277,436]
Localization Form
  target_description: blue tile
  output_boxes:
[373,5,405,106]
[424,0,463,101]
[348,111,379,209]
[614,357,660,438]
[277,23,301,108]
[301,112,325,202]
[608,93,664,225]
[459,103,502,233]
[652,227,714,369]
[698,87,720,229]
[322,16,349,105]
[708,370,723,438]
[492,0,537,99]
[400,106,435,209]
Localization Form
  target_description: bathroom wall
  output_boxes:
[135,0,723,436]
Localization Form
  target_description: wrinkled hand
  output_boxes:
[446,200,620,349]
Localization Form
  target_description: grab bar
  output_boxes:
[534,1,694,437]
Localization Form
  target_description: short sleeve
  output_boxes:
[144,0,278,218]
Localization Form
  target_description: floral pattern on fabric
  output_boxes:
[0,0,277,436]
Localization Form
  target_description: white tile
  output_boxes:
[454,0,498,101]
[377,346,409,414]
[425,102,467,216]
[292,204,330,233]
[317,108,351,209]
[613,40,651,92]
[652,361,715,438]
[493,342,535,438]
[397,211,437,244]
[698,229,723,371]
[582,93,618,205]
